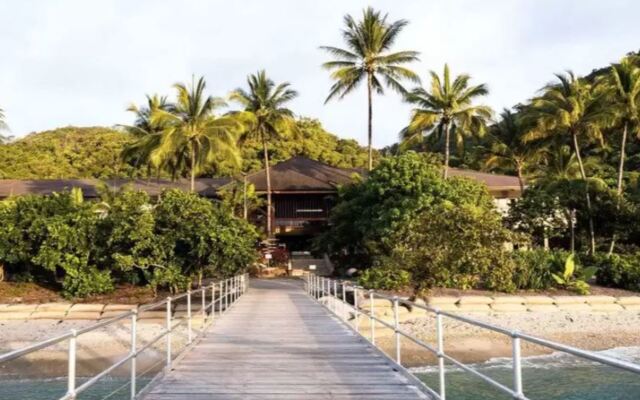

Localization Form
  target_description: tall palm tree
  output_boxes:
[148,76,242,191]
[0,107,10,144]
[524,72,614,253]
[482,109,542,192]
[230,70,299,237]
[401,64,492,178]
[608,57,640,196]
[230,70,298,237]
[321,7,419,171]
[604,57,640,253]
[121,95,173,178]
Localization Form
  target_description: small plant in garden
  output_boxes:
[552,253,597,295]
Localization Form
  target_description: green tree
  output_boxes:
[148,76,242,191]
[230,70,298,237]
[121,95,174,178]
[321,6,419,171]
[524,72,615,253]
[401,64,492,178]
[0,106,10,144]
[482,109,543,191]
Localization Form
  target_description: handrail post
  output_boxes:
[166,297,172,370]
[130,310,137,399]
[333,280,337,313]
[370,291,375,345]
[187,290,192,344]
[201,287,206,330]
[67,329,77,399]
[436,311,445,400]
[341,281,347,321]
[211,282,216,321]
[513,333,523,397]
[354,287,359,333]
[393,296,401,365]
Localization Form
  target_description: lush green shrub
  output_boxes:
[316,152,497,270]
[358,266,411,290]
[510,249,571,290]
[593,252,640,291]
[383,203,517,294]
[0,188,259,297]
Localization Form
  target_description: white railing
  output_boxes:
[306,273,640,400]
[0,273,249,400]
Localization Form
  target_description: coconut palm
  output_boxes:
[401,64,492,178]
[121,95,173,178]
[0,107,10,144]
[230,70,298,237]
[607,57,640,196]
[524,72,615,253]
[148,76,242,191]
[321,7,419,171]
[482,109,543,192]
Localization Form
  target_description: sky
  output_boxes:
[0,1,639,148]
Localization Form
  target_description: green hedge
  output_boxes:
[0,188,259,298]
[593,253,640,292]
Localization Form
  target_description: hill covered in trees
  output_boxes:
[0,119,371,179]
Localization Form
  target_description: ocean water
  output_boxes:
[1,348,639,399]
[413,346,640,400]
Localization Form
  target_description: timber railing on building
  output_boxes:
[0,273,249,400]
[306,273,640,400]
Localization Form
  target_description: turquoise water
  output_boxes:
[1,348,639,399]
[415,347,640,400]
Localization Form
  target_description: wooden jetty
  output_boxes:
[142,279,432,399]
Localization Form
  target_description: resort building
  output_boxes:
[0,156,522,250]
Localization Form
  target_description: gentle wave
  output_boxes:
[409,346,640,374]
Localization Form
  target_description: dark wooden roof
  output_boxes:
[0,178,230,198]
[245,156,363,193]
[0,157,522,199]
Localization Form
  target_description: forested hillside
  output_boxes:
[0,119,371,179]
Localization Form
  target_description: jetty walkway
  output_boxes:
[142,279,431,399]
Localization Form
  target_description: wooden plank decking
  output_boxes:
[142,279,432,400]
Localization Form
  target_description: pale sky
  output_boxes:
[1,1,638,148]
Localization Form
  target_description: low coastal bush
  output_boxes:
[357,266,410,290]
[593,252,640,292]
[0,188,259,298]
[510,249,571,290]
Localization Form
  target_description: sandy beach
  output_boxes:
[371,310,640,367]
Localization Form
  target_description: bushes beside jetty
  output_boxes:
[0,188,258,298]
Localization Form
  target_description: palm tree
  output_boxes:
[604,57,640,253]
[148,76,242,191]
[121,95,172,178]
[608,57,640,196]
[401,64,492,178]
[321,7,419,170]
[0,107,10,144]
[482,109,542,192]
[524,72,614,253]
[230,70,298,238]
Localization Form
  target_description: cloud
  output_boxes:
[0,0,638,147]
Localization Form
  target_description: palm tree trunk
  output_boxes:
[190,145,196,192]
[367,73,373,171]
[443,121,451,179]
[609,121,628,255]
[262,137,272,237]
[571,132,596,254]
[516,162,525,193]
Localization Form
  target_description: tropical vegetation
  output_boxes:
[321,6,419,170]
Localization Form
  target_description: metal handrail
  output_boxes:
[0,273,250,400]
[306,273,640,400]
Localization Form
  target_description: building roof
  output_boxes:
[0,178,230,198]
[244,156,363,193]
[0,157,522,199]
